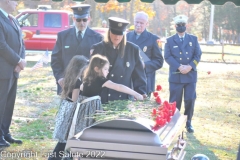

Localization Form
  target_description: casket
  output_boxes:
[65,109,187,160]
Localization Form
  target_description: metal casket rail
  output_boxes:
[65,109,187,160]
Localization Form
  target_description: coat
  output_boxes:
[92,41,147,104]
[0,12,25,79]
[127,30,163,93]
[51,27,102,94]
[164,33,202,83]
[0,10,25,139]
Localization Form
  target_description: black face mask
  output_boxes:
[176,26,186,33]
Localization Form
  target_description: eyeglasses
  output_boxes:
[76,18,88,22]
[177,23,186,27]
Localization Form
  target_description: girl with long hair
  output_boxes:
[61,55,88,102]
[91,17,147,104]
[67,54,143,143]
[50,55,88,160]
[80,54,143,100]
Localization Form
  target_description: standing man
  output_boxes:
[127,11,163,97]
[51,4,102,95]
[0,0,26,147]
[101,20,107,28]
[164,15,202,133]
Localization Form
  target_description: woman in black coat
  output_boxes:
[91,17,147,104]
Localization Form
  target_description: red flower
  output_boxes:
[152,108,157,116]
[207,71,211,75]
[152,124,161,131]
[153,91,159,97]
[166,116,172,123]
[156,85,162,91]
[151,84,177,131]
[155,96,162,104]
[156,116,166,126]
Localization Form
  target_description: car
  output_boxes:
[16,6,108,51]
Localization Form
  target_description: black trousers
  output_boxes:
[48,142,66,160]
[169,82,196,124]
[0,78,17,138]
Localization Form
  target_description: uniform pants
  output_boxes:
[169,82,196,125]
[0,78,17,138]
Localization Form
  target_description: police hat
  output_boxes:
[108,17,129,35]
[71,4,90,19]
[173,15,188,24]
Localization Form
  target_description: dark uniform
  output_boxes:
[127,29,163,95]
[51,5,102,94]
[164,33,202,129]
[92,17,147,104]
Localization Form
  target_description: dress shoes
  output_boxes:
[4,134,22,144]
[0,138,10,147]
[186,125,194,133]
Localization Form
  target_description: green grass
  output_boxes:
[18,119,53,139]
[0,51,239,160]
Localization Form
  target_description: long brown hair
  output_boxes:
[103,30,126,58]
[83,54,109,86]
[61,55,88,99]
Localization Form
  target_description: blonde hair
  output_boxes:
[103,30,126,58]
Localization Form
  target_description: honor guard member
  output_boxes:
[91,17,147,104]
[164,15,202,133]
[51,4,102,95]
[127,11,163,97]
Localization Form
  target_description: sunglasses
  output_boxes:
[76,18,88,22]
[177,23,186,27]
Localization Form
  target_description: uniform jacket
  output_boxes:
[92,41,147,104]
[51,27,102,93]
[127,30,163,93]
[164,33,202,83]
[0,11,25,79]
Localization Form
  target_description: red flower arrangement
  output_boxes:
[151,85,177,131]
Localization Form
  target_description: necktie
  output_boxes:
[78,31,82,41]
[136,34,140,40]
[180,37,184,44]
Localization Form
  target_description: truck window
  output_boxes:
[69,14,74,27]
[44,13,62,28]
[17,13,38,27]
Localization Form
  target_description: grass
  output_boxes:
[0,53,240,160]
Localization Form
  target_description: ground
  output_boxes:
[0,53,239,160]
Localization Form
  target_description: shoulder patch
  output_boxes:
[157,39,162,48]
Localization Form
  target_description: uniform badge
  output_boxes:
[143,46,147,52]
[157,39,162,48]
[78,7,82,11]
[126,62,130,67]
[189,42,192,46]
[118,23,122,27]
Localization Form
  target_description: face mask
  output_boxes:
[176,26,186,33]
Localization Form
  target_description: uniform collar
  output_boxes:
[75,26,87,37]
[0,9,8,18]
[178,33,185,39]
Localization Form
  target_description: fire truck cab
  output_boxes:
[16,5,73,50]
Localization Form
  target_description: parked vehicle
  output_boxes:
[16,6,107,51]
[16,6,74,50]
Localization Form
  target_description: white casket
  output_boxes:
[65,109,187,160]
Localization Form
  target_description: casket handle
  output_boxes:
[167,139,187,160]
